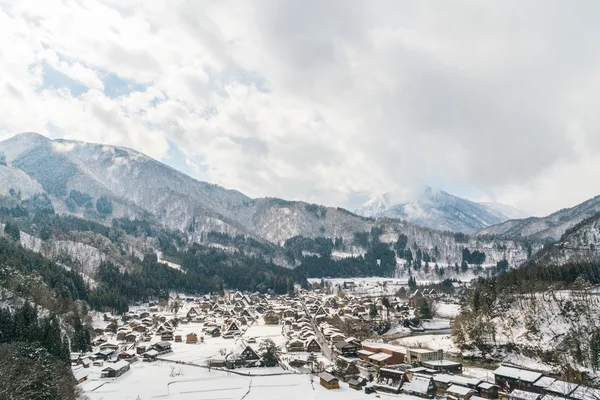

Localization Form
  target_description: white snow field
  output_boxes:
[84,361,422,400]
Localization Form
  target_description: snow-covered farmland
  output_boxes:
[84,362,424,400]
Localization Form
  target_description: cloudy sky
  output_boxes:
[1,0,599,217]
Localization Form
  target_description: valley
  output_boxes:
[0,133,599,399]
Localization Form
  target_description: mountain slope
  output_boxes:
[479,201,529,220]
[529,212,600,265]
[477,195,600,241]
[0,132,535,267]
[355,187,510,234]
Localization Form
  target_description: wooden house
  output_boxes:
[493,366,542,392]
[402,374,435,398]
[101,361,130,378]
[73,368,89,384]
[477,382,499,399]
[186,333,198,344]
[374,366,407,394]
[319,372,340,390]
[305,338,321,353]
[446,385,477,400]
[348,378,364,390]
[153,342,172,354]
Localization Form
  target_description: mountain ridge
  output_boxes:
[0,132,535,268]
[355,187,515,234]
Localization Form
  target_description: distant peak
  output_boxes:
[7,132,50,142]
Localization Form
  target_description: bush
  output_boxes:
[96,196,113,215]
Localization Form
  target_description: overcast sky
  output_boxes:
[1,1,599,217]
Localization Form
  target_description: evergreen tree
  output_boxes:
[461,260,469,273]
[72,313,91,353]
[3,221,20,241]
[591,329,600,370]
[408,276,417,291]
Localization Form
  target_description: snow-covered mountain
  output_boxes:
[479,201,529,220]
[0,132,535,267]
[355,187,512,234]
[477,195,600,241]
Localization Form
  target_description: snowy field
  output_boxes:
[83,361,425,400]
[391,334,460,354]
[307,277,409,296]
[154,322,287,365]
[435,302,460,318]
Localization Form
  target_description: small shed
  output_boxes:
[319,372,340,390]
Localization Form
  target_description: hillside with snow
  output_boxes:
[0,133,535,268]
[355,187,513,234]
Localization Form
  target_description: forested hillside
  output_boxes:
[453,261,600,383]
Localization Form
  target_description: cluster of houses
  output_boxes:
[493,365,600,400]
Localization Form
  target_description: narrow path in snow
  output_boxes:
[240,378,252,400]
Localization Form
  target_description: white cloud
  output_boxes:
[1,0,600,216]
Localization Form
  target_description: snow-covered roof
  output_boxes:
[510,389,542,400]
[434,374,481,387]
[494,366,542,383]
[478,382,496,390]
[533,376,556,389]
[545,380,579,396]
[358,349,375,356]
[447,385,475,396]
[423,359,461,367]
[369,352,392,361]
[362,342,407,354]
[570,385,600,400]
[403,375,431,394]
[73,367,88,381]
[103,361,129,371]
[319,372,337,383]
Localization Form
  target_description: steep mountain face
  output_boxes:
[355,187,510,234]
[0,133,534,267]
[530,213,600,265]
[477,195,600,241]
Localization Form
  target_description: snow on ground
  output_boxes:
[421,318,451,330]
[435,302,460,318]
[307,277,408,296]
[84,361,426,400]
[156,252,184,272]
[392,334,460,354]
[463,367,497,382]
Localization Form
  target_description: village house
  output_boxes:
[73,367,89,384]
[101,360,131,378]
[493,365,542,392]
[348,378,364,390]
[186,333,198,344]
[153,342,172,354]
[374,366,407,394]
[406,348,443,364]
[117,350,137,361]
[305,337,321,353]
[403,374,435,398]
[94,349,115,361]
[433,374,482,392]
[334,340,359,357]
[447,384,477,400]
[361,342,407,367]
[423,359,462,374]
[477,382,499,399]
[319,372,340,390]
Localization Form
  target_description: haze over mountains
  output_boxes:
[354,187,526,234]
[1,132,600,269]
